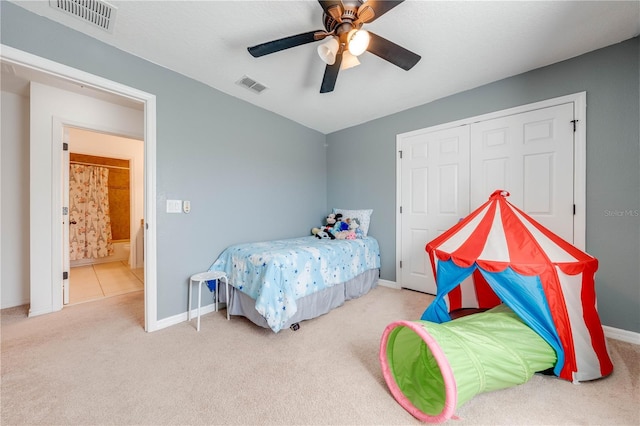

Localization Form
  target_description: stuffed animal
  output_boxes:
[332,216,350,233]
[325,213,342,227]
[322,226,336,239]
[346,218,362,239]
[324,213,344,239]
[334,230,348,239]
[311,227,334,239]
[311,213,348,240]
[332,217,359,239]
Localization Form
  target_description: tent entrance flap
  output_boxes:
[380,305,556,423]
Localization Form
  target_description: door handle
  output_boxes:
[70,220,77,225]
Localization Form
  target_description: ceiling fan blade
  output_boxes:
[318,0,343,15]
[320,49,343,93]
[248,30,327,57]
[366,32,421,71]
[363,0,405,22]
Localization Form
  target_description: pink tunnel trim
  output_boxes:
[379,320,458,423]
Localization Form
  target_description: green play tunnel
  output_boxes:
[379,305,557,423]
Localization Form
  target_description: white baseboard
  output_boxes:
[603,325,640,345]
[378,279,399,289]
[154,302,222,331]
[2,298,31,311]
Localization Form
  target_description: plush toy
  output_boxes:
[312,213,349,240]
[334,230,348,239]
[353,220,364,238]
[322,226,336,239]
[325,213,344,239]
[311,227,334,239]
[325,213,342,227]
[346,218,362,239]
[330,215,348,240]
[332,216,350,233]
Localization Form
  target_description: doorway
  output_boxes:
[2,44,159,331]
[64,128,145,305]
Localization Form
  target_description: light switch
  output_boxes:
[183,200,191,214]
[166,199,182,213]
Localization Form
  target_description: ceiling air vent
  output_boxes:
[236,75,268,94]
[49,0,118,33]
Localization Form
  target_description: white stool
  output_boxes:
[188,270,228,331]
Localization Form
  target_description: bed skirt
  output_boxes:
[219,268,379,331]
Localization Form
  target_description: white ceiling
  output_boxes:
[6,0,640,134]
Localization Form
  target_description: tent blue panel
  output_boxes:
[479,268,565,376]
[421,261,475,322]
[421,259,566,376]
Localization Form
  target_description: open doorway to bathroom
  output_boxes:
[64,127,144,305]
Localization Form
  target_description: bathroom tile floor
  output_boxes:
[69,261,144,305]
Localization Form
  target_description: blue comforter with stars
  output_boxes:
[208,236,380,332]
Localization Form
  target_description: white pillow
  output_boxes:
[333,208,373,236]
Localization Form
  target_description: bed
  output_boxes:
[208,235,381,333]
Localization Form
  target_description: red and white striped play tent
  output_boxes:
[422,190,613,382]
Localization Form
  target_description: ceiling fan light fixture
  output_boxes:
[247,1,419,93]
[317,37,339,65]
[347,29,370,56]
[340,51,360,70]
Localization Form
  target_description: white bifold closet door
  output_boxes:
[399,102,575,294]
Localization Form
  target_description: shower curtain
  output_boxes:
[69,164,114,260]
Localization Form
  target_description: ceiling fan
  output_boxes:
[247,0,421,93]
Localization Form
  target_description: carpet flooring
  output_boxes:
[1,286,638,425]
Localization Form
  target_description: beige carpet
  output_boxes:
[1,286,638,425]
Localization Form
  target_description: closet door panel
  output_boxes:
[470,103,575,242]
[400,126,470,293]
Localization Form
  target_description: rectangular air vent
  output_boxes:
[236,75,268,94]
[49,0,118,33]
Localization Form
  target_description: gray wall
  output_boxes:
[2,2,638,333]
[327,37,640,333]
[1,2,327,319]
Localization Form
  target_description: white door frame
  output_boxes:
[1,45,159,332]
[396,92,587,289]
